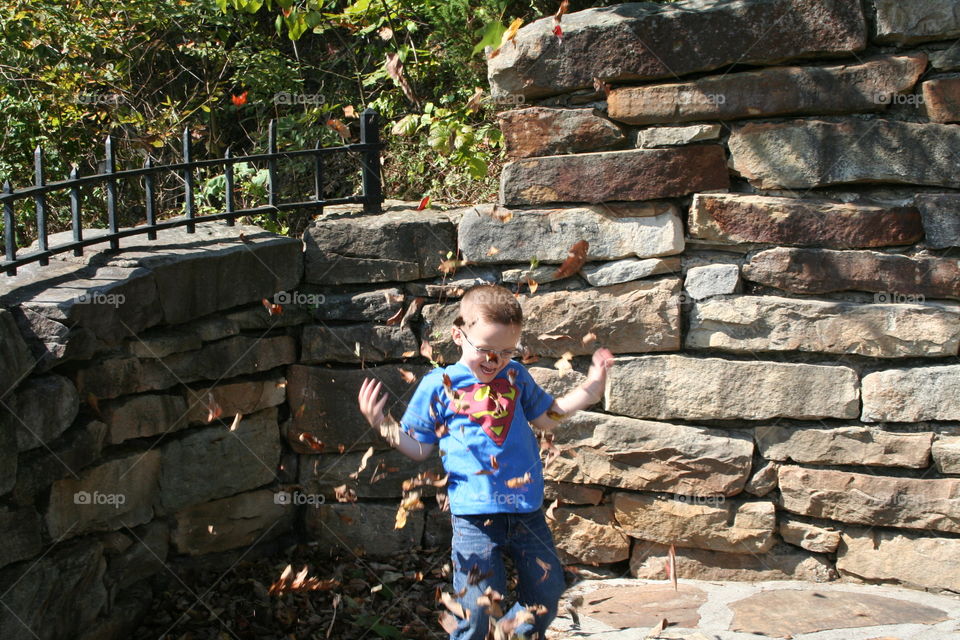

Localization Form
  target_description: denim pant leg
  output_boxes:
[503,510,567,639]
[450,514,508,640]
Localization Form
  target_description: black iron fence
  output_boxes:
[2,109,384,276]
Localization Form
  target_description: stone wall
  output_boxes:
[484,0,960,595]
[2,1,960,638]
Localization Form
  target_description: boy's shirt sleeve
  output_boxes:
[513,363,555,421]
[400,372,443,444]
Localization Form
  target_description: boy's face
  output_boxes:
[452,317,522,383]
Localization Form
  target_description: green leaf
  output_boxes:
[472,19,507,56]
[463,156,487,179]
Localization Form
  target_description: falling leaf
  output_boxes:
[536,557,551,583]
[262,298,283,315]
[520,346,540,364]
[477,587,504,617]
[555,0,570,20]
[385,305,406,326]
[268,564,340,596]
[378,26,393,40]
[401,350,416,358]
[503,18,523,46]
[467,564,494,586]
[229,413,242,432]
[343,105,357,118]
[436,490,450,512]
[582,332,598,345]
[526,277,539,294]
[440,591,468,620]
[401,297,425,330]
[420,340,434,361]
[441,373,457,402]
[492,206,513,223]
[554,240,589,279]
[466,87,485,113]
[338,443,346,454]
[395,504,410,529]
[385,52,419,104]
[554,351,574,373]
[553,23,563,40]
[207,524,215,534]
[507,369,518,386]
[545,498,559,521]
[538,333,572,342]
[489,454,500,471]
[294,403,306,419]
[334,484,357,502]
[593,78,612,97]
[327,118,350,140]
[298,431,324,452]
[439,258,468,275]
[474,469,494,476]
[398,368,417,384]
[486,246,500,257]
[438,611,459,634]
[231,91,248,107]
[205,393,223,423]
[435,421,449,438]
[540,431,561,467]
[506,472,532,488]
[668,543,678,592]
[644,619,668,639]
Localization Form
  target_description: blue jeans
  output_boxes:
[449,510,567,640]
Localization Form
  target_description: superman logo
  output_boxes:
[449,378,517,446]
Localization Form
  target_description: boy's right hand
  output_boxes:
[358,377,401,447]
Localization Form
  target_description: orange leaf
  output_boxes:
[420,340,434,361]
[343,105,357,118]
[554,240,589,279]
[262,298,283,315]
[582,331,598,345]
[416,195,431,211]
[525,277,539,294]
[555,0,570,20]
[474,469,494,476]
[298,431,325,452]
[327,118,350,140]
[385,305,406,326]
[439,258,468,275]
[490,454,500,470]
[398,368,417,384]
[231,91,248,107]
[205,392,222,423]
[506,472,532,488]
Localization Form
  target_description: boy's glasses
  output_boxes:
[460,330,521,360]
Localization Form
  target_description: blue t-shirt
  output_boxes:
[401,361,555,515]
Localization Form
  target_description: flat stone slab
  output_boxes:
[500,147,729,205]
[872,0,960,44]
[729,589,948,637]
[579,584,706,629]
[729,119,960,189]
[839,527,960,593]
[498,107,626,158]
[608,54,925,125]
[862,364,960,422]
[487,0,866,99]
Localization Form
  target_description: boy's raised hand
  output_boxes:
[584,347,614,400]
[358,377,400,447]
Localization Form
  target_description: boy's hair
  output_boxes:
[453,284,522,329]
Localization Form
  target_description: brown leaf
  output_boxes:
[526,277,539,295]
[545,498,559,521]
[520,346,540,365]
[555,0,570,21]
[401,350,416,358]
[385,52,419,104]
[474,469,494,476]
[334,484,357,503]
[466,87,485,113]
[262,298,283,315]
[327,118,351,141]
[86,393,102,418]
[554,240,589,279]
[401,297,425,330]
[538,333,571,342]
[398,368,417,384]
[205,392,223,423]
[385,305,406,326]
[440,591,468,620]
[506,472,532,488]
[439,258,468,275]
[489,454,500,471]
[582,331,598,346]
[438,611,459,634]
[491,206,513,223]
[420,340,434,361]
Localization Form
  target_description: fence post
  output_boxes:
[34,146,49,264]
[105,136,119,250]
[314,138,325,217]
[69,166,83,256]
[267,119,279,226]
[224,147,235,226]
[3,181,15,276]
[360,108,383,214]
[145,158,157,240]
[183,127,195,233]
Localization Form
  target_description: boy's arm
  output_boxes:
[530,348,613,432]
[358,377,436,462]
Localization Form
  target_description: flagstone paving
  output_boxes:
[549,579,960,640]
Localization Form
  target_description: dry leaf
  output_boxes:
[261,298,283,315]
[440,592,468,620]
[398,368,417,384]
[555,0,570,21]
[326,118,351,140]
[378,26,393,41]
[506,472,532,488]
[489,454,500,470]
[582,331,598,345]
[554,351,574,373]
[538,333,571,342]
[401,350,416,358]
[229,413,242,432]
[492,206,513,223]
[486,246,500,257]
[385,52,418,104]
[420,340,434,361]
[334,484,357,503]
[554,240,589,279]
[205,392,223,423]
[526,277,539,294]
[466,87,485,113]
[439,258,468,275]
[343,105,357,118]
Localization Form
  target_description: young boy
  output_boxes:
[358,283,613,640]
